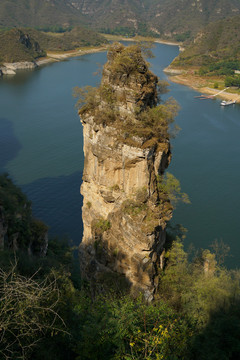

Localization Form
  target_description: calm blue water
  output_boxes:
[0,52,107,244]
[0,44,239,267]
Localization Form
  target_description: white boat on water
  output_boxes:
[220,100,236,106]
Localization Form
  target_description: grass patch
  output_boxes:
[92,218,111,236]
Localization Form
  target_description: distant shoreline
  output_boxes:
[2,34,238,104]
[1,35,181,76]
[0,45,108,75]
[2,39,239,104]
[38,45,108,65]
[165,68,240,103]
[101,33,182,48]
[8,38,239,105]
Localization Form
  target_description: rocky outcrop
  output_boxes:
[79,43,174,300]
[0,67,16,75]
[3,61,37,70]
[0,61,38,75]
[0,28,46,75]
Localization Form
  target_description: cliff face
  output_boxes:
[79,43,174,300]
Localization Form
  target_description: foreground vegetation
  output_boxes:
[0,229,239,359]
[0,174,48,253]
[1,174,240,359]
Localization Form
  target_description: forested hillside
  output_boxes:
[1,0,240,40]
[0,28,46,64]
[170,14,240,88]
[172,15,240,67]
[144,0,240,40]
[0,0,86,28]
[23,26,108,51]
[0,27,107,64]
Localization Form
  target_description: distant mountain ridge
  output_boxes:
[0,0,86,28]
[1,0,240,39]
[144,0,240,38]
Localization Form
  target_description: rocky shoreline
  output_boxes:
[0,61,37,75]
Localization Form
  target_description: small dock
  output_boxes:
[194,88,231,100]
[194,94,214,100]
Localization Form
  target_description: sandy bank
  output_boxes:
[102,34,182,49]
[167,71,240,103]
[36,46,108,66]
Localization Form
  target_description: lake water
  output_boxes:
[0,43,239,267]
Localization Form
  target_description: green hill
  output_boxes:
[172,15,240,68]
[0,28,46,64]
[0,0,86,28]
[25,26,108,52]
[0,27,108,65]
[144,0,240,40]
[0,0,240,40]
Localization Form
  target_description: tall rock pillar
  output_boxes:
[78,43,174,300]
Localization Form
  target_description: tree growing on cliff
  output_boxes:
[73,85,98,115]
[157,172,190,208]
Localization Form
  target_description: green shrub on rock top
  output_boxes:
[74,43,180,146]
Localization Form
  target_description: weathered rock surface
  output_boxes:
[0,67,16,75]
[0,61,38,75]
[3,61,37,70]
[79,43,173,300]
